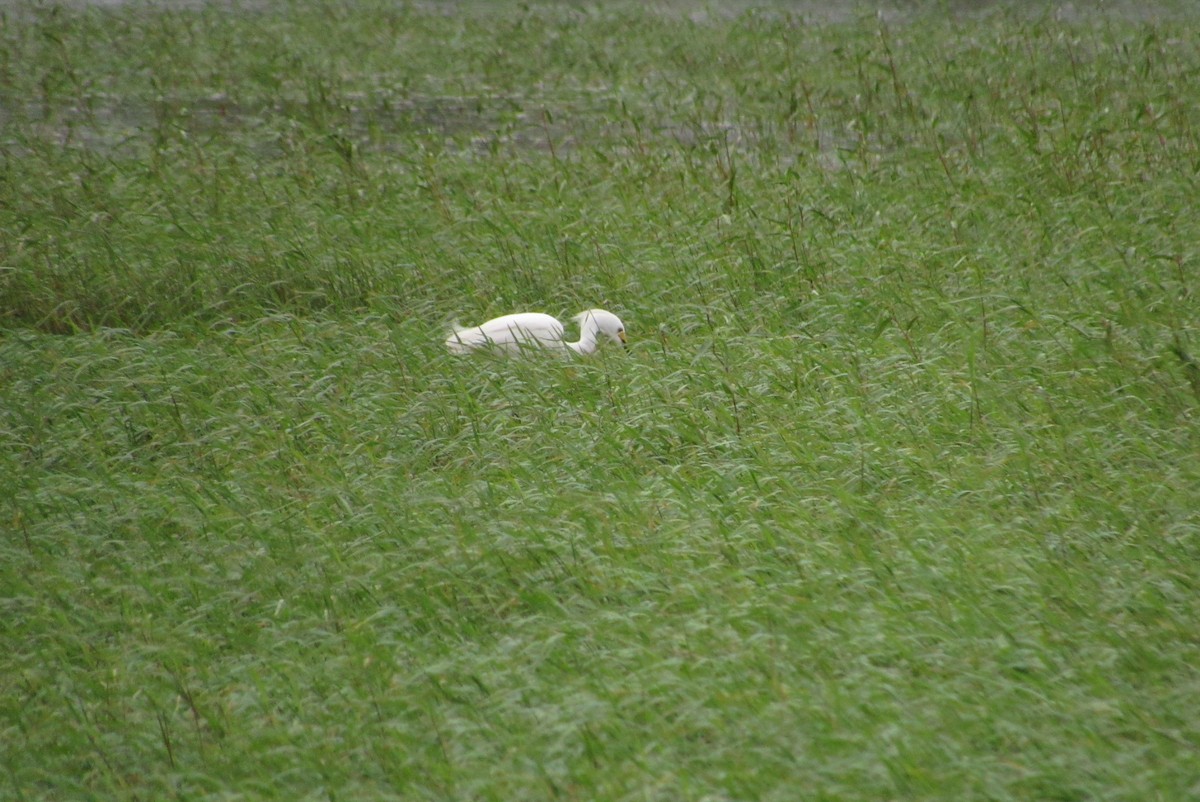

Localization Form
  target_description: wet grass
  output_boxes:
[3,1,1200,800]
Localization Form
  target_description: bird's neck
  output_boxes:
[570,322,598,355]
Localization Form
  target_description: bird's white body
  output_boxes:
[446,309,626,355]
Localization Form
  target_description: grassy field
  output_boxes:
[3,1,1200,799]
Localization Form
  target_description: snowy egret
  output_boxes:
[445,309,627,355]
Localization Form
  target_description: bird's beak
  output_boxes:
[618,331,628,347]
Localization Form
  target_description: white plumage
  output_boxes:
[445,309,627,355]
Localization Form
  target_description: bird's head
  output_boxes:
[576,309,627,348]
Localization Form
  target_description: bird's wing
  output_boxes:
[445,325,492,353]
[446,313,566,353]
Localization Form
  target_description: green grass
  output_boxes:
[3,1,1200,799]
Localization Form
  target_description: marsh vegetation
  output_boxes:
[2,1,1199,799]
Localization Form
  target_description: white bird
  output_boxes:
[445,309,627,355]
